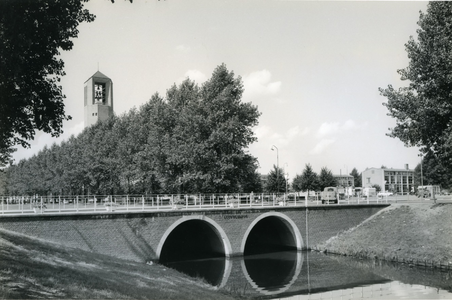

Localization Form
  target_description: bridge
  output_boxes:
[0,196,389,264]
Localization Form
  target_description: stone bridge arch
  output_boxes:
[240,211,304,255]
[156,215,233,262]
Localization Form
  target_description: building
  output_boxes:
[333,174,354,187]
[84,71,114,128]
[361,165,414,194]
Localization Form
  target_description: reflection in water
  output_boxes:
[163,251,452,299]
[244,251,298,291]
[242,251,302,295]
[164,257,226,286]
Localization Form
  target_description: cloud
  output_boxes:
[177,69,208,85]
[255,125,310,148]
[317,122,340,138]
[175,44,191,53]
[309,138,336,155]
[316,119,364,138]
[286,126,310,140]
[342,119,357,131]
[253,125,271,139]
[310,119,367,155]
[243,69,281,99]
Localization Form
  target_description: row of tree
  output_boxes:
[264,164,363,194]
[3,65,263,195]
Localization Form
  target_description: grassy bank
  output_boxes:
[0,229,236,300]
[314,203,452,269]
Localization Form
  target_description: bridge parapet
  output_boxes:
[0,193,393,215]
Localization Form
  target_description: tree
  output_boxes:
[379,2,452,174]
[414,152,451,189]
[371,184,381,193]
[0,169,7,194]
[318,167,336,190]
[265,165,286,193]
[350,168,362,187]
[162,65,261,193]
[0,0,95,166]
[292,164,318,193]
[239,169,263,193]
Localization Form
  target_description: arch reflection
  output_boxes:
[241,251,303,295]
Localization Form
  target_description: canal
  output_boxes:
[163,251,452,299]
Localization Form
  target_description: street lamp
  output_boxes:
[285,163,289,194]
[418,153,423,187]
[271,145,279,193]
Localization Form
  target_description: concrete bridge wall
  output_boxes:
[0,205,388,263]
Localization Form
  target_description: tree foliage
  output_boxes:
[379,2,452,172]
[414,152,451,189]
[4,65,261,195]
[265,165,287,193]
[0,0,95,166]
[317,167,336,190]
[349,167,361,187]
[371,184,381,193]
[292,164,318,192]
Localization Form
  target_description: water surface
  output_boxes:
[164,251,452,299]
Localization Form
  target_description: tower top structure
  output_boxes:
[84,71,114,128]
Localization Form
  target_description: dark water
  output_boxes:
[165,251,452,299]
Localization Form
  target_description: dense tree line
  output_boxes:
[290,164,361,193]
[4,65,262,196]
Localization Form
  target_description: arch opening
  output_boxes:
[244,216,297,256]
[158,219,227,286]
[159,220,225,263]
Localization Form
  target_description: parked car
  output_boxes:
[320,187,338,204]
[377,192,393,197]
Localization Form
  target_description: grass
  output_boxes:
[315,203,452,267]
[0,229,237,299]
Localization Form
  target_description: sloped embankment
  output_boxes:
[0,228,235,300]
[314,203,452,269]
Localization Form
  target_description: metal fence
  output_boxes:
[0,193,423,215]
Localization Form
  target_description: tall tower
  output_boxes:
[84,71,114,128]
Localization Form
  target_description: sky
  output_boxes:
[12,0,429,181]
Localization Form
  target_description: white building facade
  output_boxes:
[362,166,414,194]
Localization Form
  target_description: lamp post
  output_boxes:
[419,153,423,187]
[285,163,288,194]
[271,145,279,193]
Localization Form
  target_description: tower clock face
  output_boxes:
[94,83,105,103]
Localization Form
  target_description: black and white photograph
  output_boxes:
[0,0,451,299]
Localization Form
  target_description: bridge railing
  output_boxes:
[0,193,414,215]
